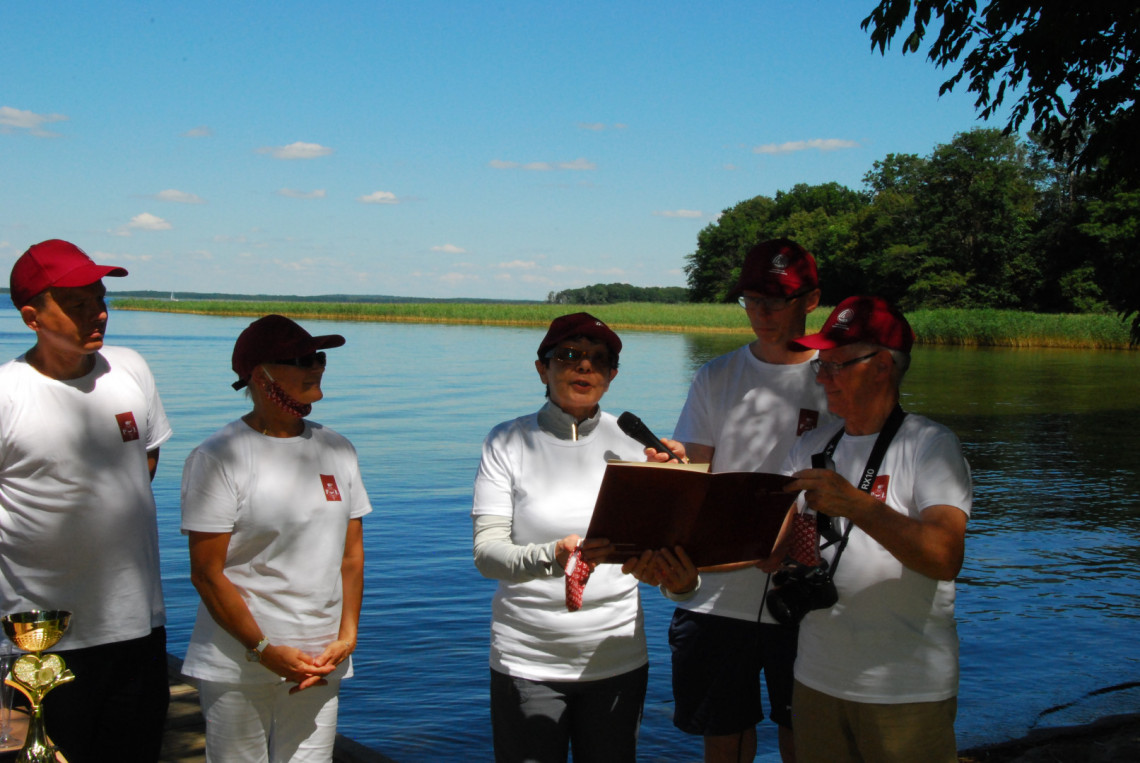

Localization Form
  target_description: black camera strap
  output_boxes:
[815,404,907,577]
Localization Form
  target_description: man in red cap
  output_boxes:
[778,296,972,762]
[656,239,834,762]
[0,240,172,761]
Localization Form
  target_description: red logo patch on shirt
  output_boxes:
[320,474,342,502]
[871,475,890,502]
[796,408,819,436]
[115,412,140,442]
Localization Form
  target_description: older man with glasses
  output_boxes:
[778,296,972,763]
[648,238,835,763]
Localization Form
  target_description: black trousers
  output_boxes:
[38,626,170,763]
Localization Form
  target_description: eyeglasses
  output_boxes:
[546,346,614,372]
[738,289,812,312]
[810,351,879,376]
[270,351,327,368]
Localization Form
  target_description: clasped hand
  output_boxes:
[261,639,354,694]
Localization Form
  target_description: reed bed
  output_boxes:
[907,308,1133,349]
[113,299,1135,349]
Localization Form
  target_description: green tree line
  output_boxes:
[547,283,690,305]
[684,128,1139,338]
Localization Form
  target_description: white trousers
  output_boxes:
[199,678,341,763]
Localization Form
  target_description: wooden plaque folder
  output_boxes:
[585,461,797,567]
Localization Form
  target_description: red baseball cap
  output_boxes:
[792,296,915,353]
[537,312,622,361]
[232,314,346,390]
[10,240,128,308]
[730,238,818,299]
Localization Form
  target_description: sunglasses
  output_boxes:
[270,351,327,368]
[546,346,614,372]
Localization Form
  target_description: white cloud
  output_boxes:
[653,209,703,219]
[0,106,69,137]
[489,158,596,171]
[496,260,539,270]
[431,244,466,254]
[182,125,213,138]
[558,158,595,171]
[128,213,173,231]
[753,138,859,154]
[278,188,327,199]
[154,189,205,204]
[257,141,334,160]
[357,191,400,204]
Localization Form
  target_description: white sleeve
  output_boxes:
[913,427,973,518]
[672,364,714,446]
[472,514,561,581]
[180,447,239,533]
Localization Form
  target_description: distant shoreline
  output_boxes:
[113,298,1136,350]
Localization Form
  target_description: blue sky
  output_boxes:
[1,1,1007,300]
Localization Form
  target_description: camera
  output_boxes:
[765,560,838,626]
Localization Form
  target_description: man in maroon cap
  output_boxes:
[657,239,834,762]
[778,296,972,762]
[0,240,172,761]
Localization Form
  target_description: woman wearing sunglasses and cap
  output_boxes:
[180,315,372,761]
[471,312,697,762]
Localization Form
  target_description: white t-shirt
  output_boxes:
[180,419,372,684]
[672,345,831,620]
[782,414,972,703]
[0,346,172,649]
[472,410,649,682]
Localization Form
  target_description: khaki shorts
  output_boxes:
[792,680,957,763]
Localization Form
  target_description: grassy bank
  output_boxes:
[112,299,1135,350]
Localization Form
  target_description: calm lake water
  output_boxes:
[1,306,1139,762]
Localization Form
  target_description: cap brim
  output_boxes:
[790,333,845,350]
[52,264,129,288]
[312,334,346,350]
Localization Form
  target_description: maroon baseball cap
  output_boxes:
[10,239,128,308]
[730,238,818,299]
[231,314,346,390]
[537,312,622,361]
[792,296,915,353]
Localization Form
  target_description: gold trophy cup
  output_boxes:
[1,610,74,763]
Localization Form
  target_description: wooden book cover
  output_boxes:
[585,461,796,567]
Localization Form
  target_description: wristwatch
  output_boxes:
[245,637,271,662]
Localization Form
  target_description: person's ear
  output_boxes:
[873,350,893,376]
[19,305,38,331]
[803,288,821,313]
[535,358,549,386]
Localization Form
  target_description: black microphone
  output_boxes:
[618,411,681,462]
